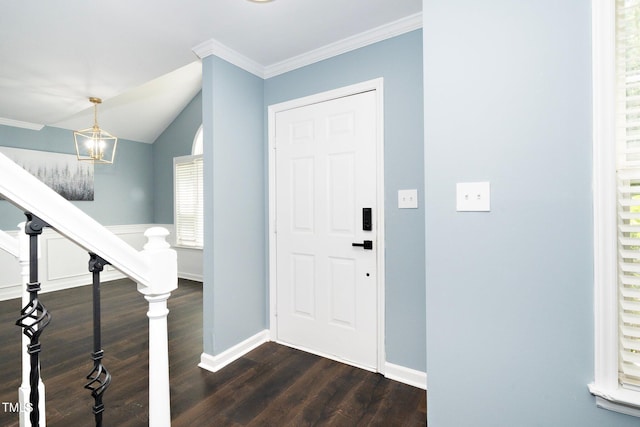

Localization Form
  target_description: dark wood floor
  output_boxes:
[0,279,426,426]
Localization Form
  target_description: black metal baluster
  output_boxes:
[84,253,111,427]
[15,212,51,427]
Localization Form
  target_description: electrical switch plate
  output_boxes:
[456,182,490,212]
[398,189,418,209]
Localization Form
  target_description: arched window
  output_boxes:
[192,124,203,155]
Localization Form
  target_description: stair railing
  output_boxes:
[0,151,177,427]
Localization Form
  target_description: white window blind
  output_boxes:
[617,0,640,389]
[174,154,203,248]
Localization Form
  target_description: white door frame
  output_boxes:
[267,78,385,373]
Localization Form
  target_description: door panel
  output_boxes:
[328,256,357,328]
[292,157,314,232]
[328,153,355,234]
[292,253,315,318]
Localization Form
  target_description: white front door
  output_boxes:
[274,89,379,370]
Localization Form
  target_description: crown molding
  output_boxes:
[192,39,265,78]
[192,12,422,81]
[0,117,44,131]
[264,12,423,78]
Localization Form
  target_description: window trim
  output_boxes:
[590,0,640,416]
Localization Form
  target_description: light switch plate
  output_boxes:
[456,182,490,212]
[398,189,418,209]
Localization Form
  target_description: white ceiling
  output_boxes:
[0,0,422,143]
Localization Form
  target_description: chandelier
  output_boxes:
[74,97,118,164]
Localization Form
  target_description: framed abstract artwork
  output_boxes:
[0,146,94,201]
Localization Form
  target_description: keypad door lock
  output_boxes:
[362,208,372,231]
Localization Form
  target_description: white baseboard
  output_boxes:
[199,330,270,373]
[198,334,427,391]
[384,362,427,390]
[178,271,203,282]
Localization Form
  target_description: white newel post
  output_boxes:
[17,222,46,427]
[137,227,177,427]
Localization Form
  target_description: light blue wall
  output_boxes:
[153,91,203,224]
[265,30,426,372]
[202,55,266,355]
[423,0,637,425]
[0,125,154,230]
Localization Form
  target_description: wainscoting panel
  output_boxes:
[176,246,203,282]
[46,235,95,281]
[0,223,203,301]
[0,248,20,297]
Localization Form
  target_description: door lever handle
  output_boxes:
[352,240,373,250]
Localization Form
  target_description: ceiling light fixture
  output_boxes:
[74,97,118,164]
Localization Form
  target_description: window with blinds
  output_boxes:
[174,155,203,248]
[618,0,640,389]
